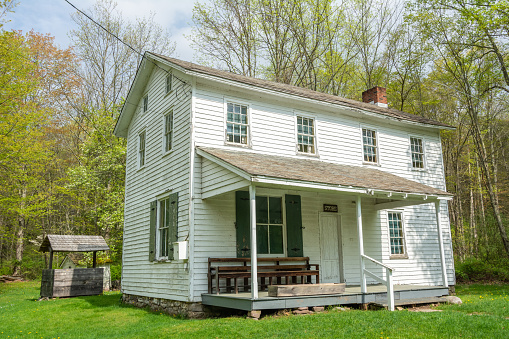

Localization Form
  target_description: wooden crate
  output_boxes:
[268,283,346,297]
[41,268,104,298]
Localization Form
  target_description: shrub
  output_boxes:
[456,257,509,283]
[110,264,121,281]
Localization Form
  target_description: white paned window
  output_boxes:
[297,116,316,154]
[226,102,248,145]
[158,197,170,258]
[388,212,406,256]
[410,137,424,169]
[143,95,148,113]
[362,128,378,163]
[138,131,146,168]
[164,110,173,152]
[166,74,172,94]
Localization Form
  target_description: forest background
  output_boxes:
[1,0,508,283]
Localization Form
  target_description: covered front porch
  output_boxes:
[202,284,450,311]
[196,147,454,311]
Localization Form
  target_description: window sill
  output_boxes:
[153,258,171,263]
[411,167,427,172]
[296,151,319,158]
[224,141,251,148]
[162,149,174,158]
[137,165,146,172]
[164,90,174,98]
[390,254,409,260]
[362,161,380,167]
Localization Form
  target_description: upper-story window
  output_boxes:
[410,137,425,169]
[297,116,316,154]
[362,128,378,163]
[164,110,173,153]
[143,94,148,113]
[226,102,248,145]
[138,131,146,168]
[165,74,172,94]
[388,211,407,258]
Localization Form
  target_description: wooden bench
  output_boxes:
[208,257,319,294]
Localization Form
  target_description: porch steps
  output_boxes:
[373,296,448,308]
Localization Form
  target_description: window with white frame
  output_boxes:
[164,110,173,152]
[410,137,424,169]
[143,94,148,113]
[158,197,170,258]
[138,131,146,168]
[297,116,316,154]
[388,211,406,257]
[165,74,172,94]
[362,128,378,163]
[256,196,284,255]
[226,102,248,145]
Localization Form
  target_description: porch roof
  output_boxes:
[197,147,452,199]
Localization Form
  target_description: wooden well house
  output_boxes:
[39,235,110,298]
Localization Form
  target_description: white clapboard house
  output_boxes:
[114,52,455,315]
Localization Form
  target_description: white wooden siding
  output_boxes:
[122,65,192,301]
[193,81,447,193]
[201,158,249,198]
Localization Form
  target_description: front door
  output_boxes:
[319,213,343,283]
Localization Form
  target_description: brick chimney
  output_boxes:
[362,86,388,108]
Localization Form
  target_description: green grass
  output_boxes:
[1,282,508,338]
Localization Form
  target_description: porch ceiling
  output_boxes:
[197,147,452,201]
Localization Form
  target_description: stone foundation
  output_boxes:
[122,294,208,319]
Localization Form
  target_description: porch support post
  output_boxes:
[48,249,53,269]
[249,184,258,299]
[356,196,367,293]
[435,200,448,287]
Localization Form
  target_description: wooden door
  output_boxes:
[319,213,343,283]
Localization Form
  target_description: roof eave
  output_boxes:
[114,53,156,138]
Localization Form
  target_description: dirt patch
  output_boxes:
[407,305,442,313]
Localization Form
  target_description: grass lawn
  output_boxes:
[1,282,508,338]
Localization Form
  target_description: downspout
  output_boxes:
[188,77,197,302]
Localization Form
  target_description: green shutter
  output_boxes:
[286,194,303,257]
[236,191,250,258]
[149,200,157,261]
[168,192,178,260]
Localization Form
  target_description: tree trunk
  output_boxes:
[12,218,25,276]
[471,116,509,257]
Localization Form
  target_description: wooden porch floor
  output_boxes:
[201,284,450,311]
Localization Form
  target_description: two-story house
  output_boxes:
[114,52,454,317]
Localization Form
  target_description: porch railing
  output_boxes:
[361,254,395,311]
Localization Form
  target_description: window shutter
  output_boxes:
[286,194,303,257]
[235,191,250,258]
[167,192,179,260]
[149,200,157,262]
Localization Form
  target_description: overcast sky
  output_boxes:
[3,0,201,61]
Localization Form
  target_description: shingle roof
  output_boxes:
[198,147,452,197]
[149,52,454,129]
[39,235,110,253]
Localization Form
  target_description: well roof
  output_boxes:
[39,235,109,253]
[150,52,454,129]
[198,147,452,197]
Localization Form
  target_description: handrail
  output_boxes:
[361,254,394,271]
[361,254,395,311]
